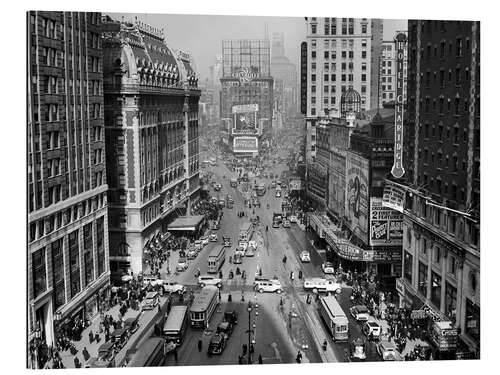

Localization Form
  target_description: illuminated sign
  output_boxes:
[232,104,258,135]
[391,33,407,179]
[231,67,258,83]
[233,136,258,153]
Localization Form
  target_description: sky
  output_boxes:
[108,13,407,80]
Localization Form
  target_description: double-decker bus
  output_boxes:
[127,337,165,367]
[207,246,226,273]
[318,296,349,342]
[189,286,219,328]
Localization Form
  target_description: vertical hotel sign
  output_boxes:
[391,33,407,179]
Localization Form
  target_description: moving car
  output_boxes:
[322,262,335,274]
[376,340,399,361]
[200,236,209,246]
[186,249,197,260]
[198,275,222,288]
[303,278,342,294]
[194,240,203,250]
[245,247,255,257]
[212,221,220,230]
[288,215,298,223]
[248,240,257,249]
[216,321,233,338]
[141,291,159,311]
[233,252,243,264]
[214,183,222,191]
[363,321,381,340]
[176,257,189,272]
[224,310,238,325]
[238,241,248,251]
[218,200,225,208]
[209,234,218,242]
[255,279,283,294]
[300,251,311,262]
[272,221,280,228]
[222,237,231,247]
[235,246,245,257]
[163,282,185,295]
[282,219,291,228]
[350,338,366,360]
[350,305,370,322]
[275,191,281,198]
[207,334,226,355]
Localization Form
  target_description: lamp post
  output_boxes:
[246,301,258,364]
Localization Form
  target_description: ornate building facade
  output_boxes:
[102,17,200,278]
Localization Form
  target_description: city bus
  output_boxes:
[238,222,254,242]
[318,296,349,342]
[189,286,219,328]
[207,246,226,273]
[163,305,189,346]
[127,337,165,367]
[256,183,266,196]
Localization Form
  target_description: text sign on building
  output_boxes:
[231,67,258,83]
[370,197,404,246]
[233,136,258,153]
[232,104,259,135]
[391,33,407,179]
[346,151,370,242]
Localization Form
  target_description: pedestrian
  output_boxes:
[73,356,81,368]
[290,271,294,281]
[258,354,263,364]
[228,294,232,302]
[238,355,244,364]
[158,304,161,314]
[322,339,328,351]
[242,344,248,355]
[82,347,90,362]
[88,331,94,344]
[197,339,203,352]
[296,350,302,363]
[219,290,222,301]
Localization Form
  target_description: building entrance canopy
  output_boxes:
[167,215,205,231]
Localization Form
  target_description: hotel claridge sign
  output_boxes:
[27,12,479,368]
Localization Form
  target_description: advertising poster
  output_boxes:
[382,184,406,212]
[327,153,346,218]
[232,104,259,135]
[345,151,369,241]
[370,197,404,246]
[233,136,258,153]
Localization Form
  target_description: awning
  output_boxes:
[167,215,205,232]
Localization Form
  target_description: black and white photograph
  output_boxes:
[13,0,495,372]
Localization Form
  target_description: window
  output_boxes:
[404,251,413,283]
[83,223,94,287]
[311,85,316,93]
[361,39,367,48]
[431,272,441,309]
[311,24,317,34]
[331,74,336,81]
[311,51,316,59]
[311,74,316,82]
[418,261,428,296]
[311,62,316,70]
[456,38,463,56]
[362,62,367,71]
[32,248,47,298]
[324,74,329,82]
[324,85,329,93]
[465,298,480,341]
[97,217,105,276]
[445,282,457,320]
[69,230,80,298]
[52,239,65,309]
[434,246,441,264]
[324,51,329,59]
[341,51,346,59]
[361,24,367,33]
[361,51,367,59]
[361,74,366,82]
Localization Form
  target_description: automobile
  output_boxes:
[142,275,159,286]
[300,251,311,262]
[176,257,189,272]
[226,194,234,203]
[207,334,227,355]
[282,184,287,190]
[198,275,222,288]
[227,201,233,209]
[322,262,335,274]
[271,182,276,189]
[209,234,218,242]
[222,237,231,247]
[350,305,370,322]
[194,240,203,250]
[276,180,282,186]
[141,291,159,311]
[275,191,281,198]
[255,279,283,294]
[218,200,225,208]
[210,196,218,204]
[224,310,238,325]
[245,247,255,257]
[282,219,291,228]
[303,278,342,294]
[272,221,280,228]
[362,321,382,340]
[238,241,248,251]
[186,249,197,260]
[200,236,209,246]
[288,215,298,223]
[248,240,257,249]
[214,183,222,191]
[350,338,366,360]
[376,340,399,361]
[163,281,186,295]
[212,221,220,230]
[216,321,233,338]
[235,246,245,257]
[233,252,243,264]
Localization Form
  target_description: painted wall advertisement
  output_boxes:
[345,152,369,242]
[232,104,259,135]
[327,153,346,218]
[370,197,404,246]
[233,136,258,153]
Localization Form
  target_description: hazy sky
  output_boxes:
[108,13,407,80]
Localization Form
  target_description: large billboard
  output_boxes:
[369,197,404,246]
[327,153,346,218]
[232,104,259,135]
[233,136,258,153]
[345,151,369,242]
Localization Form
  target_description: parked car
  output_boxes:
[216,321,233,338]
[376,340,399,361]
[186,249,197,260]
[163,281,185,295]
[233,252,243,264]
[235,246,245,257]
[222,237,231,247]
[198,275,222,288]
[214,183,222,191]
[238,241,248,251]
[141,291,159,311]
[350,305,370,322]
[248,240,257,249]
[194,240,203,249]
[254,279,283,294]
[322,262,335,274]
[363,321,381,340]
[300,251,311,262]
[209,234,218,242]
[224,310,238,325]
[350,338,366,360]
[176,257,189,272]
[245,247,255,257]
[200,236,209,246]
[207,334,226,355]
[272,221,280,228]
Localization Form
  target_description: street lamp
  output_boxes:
[246,301,256,364]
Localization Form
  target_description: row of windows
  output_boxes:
[310,73,366,82]
[424,67,470,88]
[311,50,367,60]
[423,96,475,116]
[311,18,366,35]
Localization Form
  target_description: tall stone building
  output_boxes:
[101,17,201,278]
[27,11,110,360]
[398,20,480,357]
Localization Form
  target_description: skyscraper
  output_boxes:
[27,11,110,356]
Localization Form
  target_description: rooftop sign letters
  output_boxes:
[232,67,258,83]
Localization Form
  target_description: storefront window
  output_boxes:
[32,247,47,298]
[83,223,94,287]
[69,230,80,298]
[430,271,441,309]
[51,239,65,310]
[465,298,480,341]
[418,261,428,297]
[96,217,105,276]
[404,251,413,283]
[445,282,457,320]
